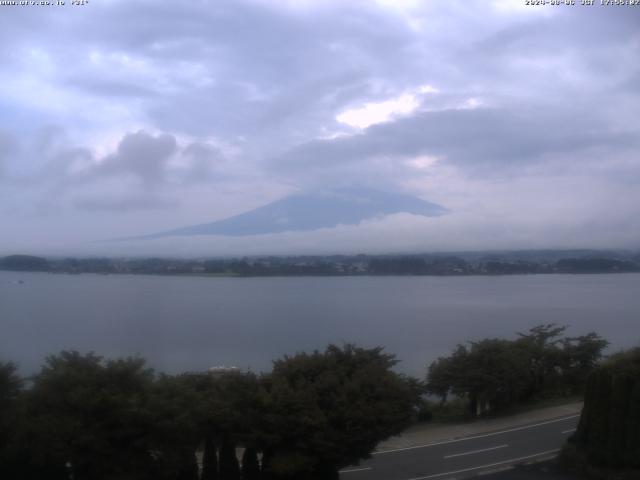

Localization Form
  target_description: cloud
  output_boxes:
[73,194,179,213]
[0,128,233,219]
[0,0,639,252]
[273,103,639,185]
[95,131,177,185]
[0,130,18,179]
[179,142,225,183]
[86,131,228,190]
[336,93,421,129]
[70,78,159,99]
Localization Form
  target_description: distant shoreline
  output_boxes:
[8,272,639,280]
[2,250,640,278]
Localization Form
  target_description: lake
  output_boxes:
[1,271,639,378]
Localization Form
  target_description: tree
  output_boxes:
[426,345,469,403]
[219,435,240,480]
[0,254,49,271]
[427,340,530,414]
[559,332,609,392]
[201,435,219,480]
[261,344,420,478]
[0,362,25,479]
[0,362,21,407]
[427,325,609,414]
[570,347,640,470]
[515,324,568,397]
[368,257,428,275]
[25,351,156,480]
[147,374,204,480]
[241,447,260,480]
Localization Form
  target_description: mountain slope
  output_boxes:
[139,187,447,238]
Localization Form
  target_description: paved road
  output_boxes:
[340,415,579,480]
[476,460,584,480]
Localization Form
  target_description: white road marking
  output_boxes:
[373,415,580,455]
[561,428,576,434]
[443,444,508,459]
[339,467,372,474]
[477,465,514,476]
[405,449,561,480]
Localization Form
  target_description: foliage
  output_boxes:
[0,362,24,479]
[0,344,422,479]
[426,325,608,414]
[201,436,218,480]
[241,447,260,480]
[0,254,49,271]
[555,258,638,273]
[219,436,240,480]
[0,361,22,407]
[22,351,156,479]
[570,347,640,470]
[1,334,605,479]
[262,344,421,478]
[369,257,428,275]
[147,374,203,479]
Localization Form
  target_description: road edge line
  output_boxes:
[405,449,561,480]
[373,415,579,455]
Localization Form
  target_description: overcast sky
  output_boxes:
[1,0,639,256]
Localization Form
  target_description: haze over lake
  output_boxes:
[2,271,639,377]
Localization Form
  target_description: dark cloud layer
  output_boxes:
[96,132,177,185]
[272,103,640,184]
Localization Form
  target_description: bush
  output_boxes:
[416,401,434,423]
[567,347,640,476]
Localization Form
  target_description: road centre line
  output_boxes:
[339,467,372,474]
[561,428,577,434]
[443,444,508,459]
[405,449,561,480]
[373,415,580,455]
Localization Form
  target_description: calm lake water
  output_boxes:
[1,271,639,377]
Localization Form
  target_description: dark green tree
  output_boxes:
[0,362,21,407]
[515,324,568,397]
[147,374,204,479]
[427,339,530,414]
[25,351,156,480]
[241,447,260,480]
[261,448,274,480]
[0,362,26,480]
[187,370,263,478]
[570,347,640,470]
[427,325,608,414]
[262,344,420,478]
[202,435,219,480]
[559,332,609,392]
[219,435,240,480]
[426,345,469,403]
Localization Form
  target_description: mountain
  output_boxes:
[136,186,448,238]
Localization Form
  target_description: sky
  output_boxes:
[1,0,639,256]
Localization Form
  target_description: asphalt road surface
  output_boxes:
[339,414,580,480]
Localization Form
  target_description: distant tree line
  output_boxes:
[426,324,609,415]
[0,345,420,480]
[1,252,640,277]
